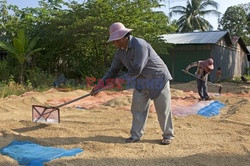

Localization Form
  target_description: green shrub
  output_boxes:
[26,68,54,88]
[0,60,10,82]
[0,78,27,98]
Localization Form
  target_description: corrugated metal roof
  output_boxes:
[161,31,231,44]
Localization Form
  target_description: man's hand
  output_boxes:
[90,87,101,96]
[200,76,206,81]
[183,69,188,74]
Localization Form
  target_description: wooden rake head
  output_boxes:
[32,105,60,123]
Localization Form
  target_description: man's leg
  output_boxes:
[153,81,174,141]
[202,80,209,99]
[197,79,203,99]
[129,89,151,140]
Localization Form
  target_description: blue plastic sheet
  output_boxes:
[0,140,83,166]
[197,100,225,117]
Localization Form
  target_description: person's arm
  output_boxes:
[91,53,123,95]
[118,44,149,81]
[185,61,198,71]
[200,70,209,80]
[102,53,123,82]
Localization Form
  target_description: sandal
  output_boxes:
[125,137,140,143]
[161,138,172,145]
[198,98,204,101]
[205,96,212,100]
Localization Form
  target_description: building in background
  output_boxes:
[161,31,249,82]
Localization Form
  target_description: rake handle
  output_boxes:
[56,88,102,108]
[56,93,92,108]
[56,85,112,108]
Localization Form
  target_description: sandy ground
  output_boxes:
[0,81,250,166]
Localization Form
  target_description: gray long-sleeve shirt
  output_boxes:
[103,36,172,99]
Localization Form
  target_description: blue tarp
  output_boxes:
[197,100,225,117]
[0,140,83,166]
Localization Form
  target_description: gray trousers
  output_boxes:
[130,81,174,140]
[196,79,208,99]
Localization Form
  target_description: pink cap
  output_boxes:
[201,58,214,72]
[107,22,133,43]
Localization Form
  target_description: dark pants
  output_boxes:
[196,79,209,99]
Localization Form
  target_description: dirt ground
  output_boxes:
[0,81,249,166]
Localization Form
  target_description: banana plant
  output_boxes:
[0,29,41,84]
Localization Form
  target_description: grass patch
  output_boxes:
[0,81,30,98]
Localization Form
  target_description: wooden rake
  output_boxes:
[32,88,104,124]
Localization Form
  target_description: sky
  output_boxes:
[6,0,250,30]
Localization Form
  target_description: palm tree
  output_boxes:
[170,0,220,32]
[0,29,41,84]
